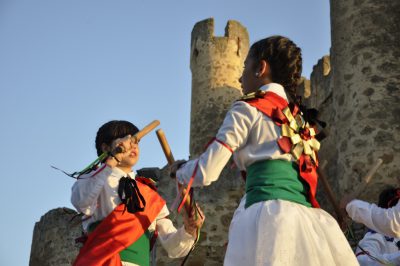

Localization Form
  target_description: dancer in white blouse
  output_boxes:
[355,187,400,266]
[171,36,358,266]
[344,195,400,239]
[71,120,204,266]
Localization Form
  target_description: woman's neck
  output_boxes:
[116,165,133,174]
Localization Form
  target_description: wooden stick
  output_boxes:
[156,129,192,213]
[317,160,344,223]
[350,158,383,199]
[135,120,160,141]
[156,129,175,165]
[317,158,383,229]
[111,120,160,155]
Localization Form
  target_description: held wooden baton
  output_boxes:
[135,120,161,142]
[317,160,345,224]
[156,129,203,266]
[156,129,193,214]
[156,129,175,165]
[113,120,160,154]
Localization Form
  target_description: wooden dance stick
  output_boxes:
[135,120,161,142]
[112,120,160,155]
[317,160,345,223]
[318,158,383,227]
[156,129,175,165]
[156,129,193,214]
[350,158,383,199]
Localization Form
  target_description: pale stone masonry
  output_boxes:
[189,18,249,158]
[302,0,400,246]
[329,0,400,200]
[30,208,81,266]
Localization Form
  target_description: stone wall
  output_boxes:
[299,0,400,245]
[29,208,81,266]
[330,0,400,200]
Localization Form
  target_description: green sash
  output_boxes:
[88,221,151,266]
[245,160,311,209]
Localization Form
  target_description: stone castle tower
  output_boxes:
[30,1,400,263]
[306,0,400,210]
[329,0,400,197]
[189,18,249,157]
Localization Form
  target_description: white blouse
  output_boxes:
[356,231,400,265]
[71,165,195,259]
[177,83,294,187]
[347,199,400,238]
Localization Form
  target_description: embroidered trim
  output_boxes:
[205,137,234,153]
[215,139,234,153]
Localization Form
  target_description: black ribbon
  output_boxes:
[118,176,146,214]
[298,104,328,141]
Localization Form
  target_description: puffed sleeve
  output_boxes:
[71,165,123,215]
[177,101,257,186]
[155,205,195,258]
[347,199,400,238]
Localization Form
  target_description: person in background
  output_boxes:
[343,187,400,238]
[356,187,400,266]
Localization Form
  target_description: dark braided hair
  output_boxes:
[95,120,139,156]
[249,35,302,104]
[249,36,328,138]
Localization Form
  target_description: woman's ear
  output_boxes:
[257,60,271,78]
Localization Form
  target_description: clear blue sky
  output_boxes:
[0,1,330,265]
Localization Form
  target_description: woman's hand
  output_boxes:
[169,160,187,179]
[183,203,205,238]
[105,135,136,168]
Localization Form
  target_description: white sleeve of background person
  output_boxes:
[347,199,400,238]
[154,205,195,258]
[176,101,256,186]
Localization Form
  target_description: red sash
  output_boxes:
[73,180,166,266]
[243,91,320,208]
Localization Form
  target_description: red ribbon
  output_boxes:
[299,154,319,208]
[277,136,292,153]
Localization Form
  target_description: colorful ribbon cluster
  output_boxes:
[276,105,321,164]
